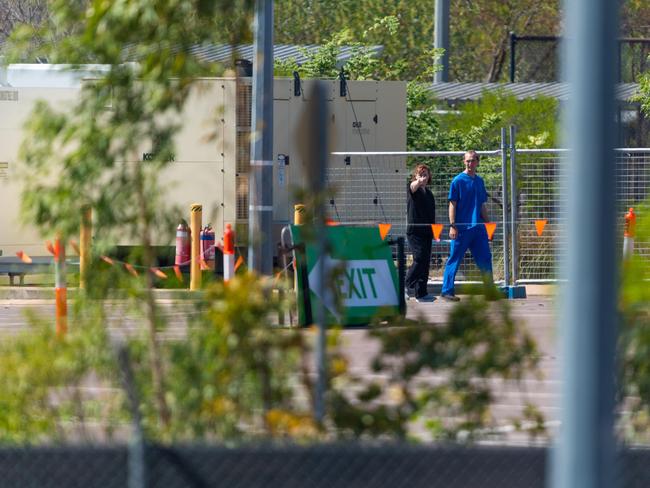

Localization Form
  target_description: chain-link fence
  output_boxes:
[515,149,568,282]
[515,148,650,281]
[329,150,507,283]
[330,142,650,285]
[510,34,650,83]
[3,443,650,488]
[509,34,560,83]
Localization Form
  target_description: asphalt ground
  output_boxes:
[0,287,558,445]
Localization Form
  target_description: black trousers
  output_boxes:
[406,233,432,298]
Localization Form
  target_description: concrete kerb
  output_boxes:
[0,283,557,300]
[426,281,556,297]
[0,287,200,301]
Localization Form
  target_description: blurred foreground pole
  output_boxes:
[248,0,274,275]
[301,82,329,424]
[433,0,449,83]
[117,345,146,488]
[552,0,619,487]
[54,237,67,337]
[79,206,92,290]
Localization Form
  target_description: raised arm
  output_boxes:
[410,173,428,193]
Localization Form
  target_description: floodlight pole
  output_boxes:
[248,0,274,275]
[434,0,450,83]
[553,0,619,487]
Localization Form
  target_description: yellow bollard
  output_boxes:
[294,204,306,225]
[79,206,92,290]
[190,203,202,290]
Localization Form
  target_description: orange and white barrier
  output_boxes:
[54,237,67,337]
[623,207,636,260]
[223,223,235,282]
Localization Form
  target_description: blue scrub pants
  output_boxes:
[441,225,492,296]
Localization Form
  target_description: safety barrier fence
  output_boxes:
[4,140,649,287]
[331,140,650,284]
[3,443,650,487]
[329,148,507,283]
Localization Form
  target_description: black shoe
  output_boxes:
[440,294,460,302]
[415,294,436,303]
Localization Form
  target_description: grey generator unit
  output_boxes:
[0,75,406,257]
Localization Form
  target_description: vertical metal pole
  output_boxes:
[54,237,67,337]
[509,32,516,83]
[509,125,518,283]
[501,128,510,286]
[190,203,202,290]
[433,0,450,83]
[79,206,92,290]
[397,237,406,315]
[117,345,146,488]
[617,40,622,83]
[312,82,328,425]
[248,0,274,275]
[552,0,619,487]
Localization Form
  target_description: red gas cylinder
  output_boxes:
[175,222,191,266]
[223,223,235,255]
[200,224,216,270]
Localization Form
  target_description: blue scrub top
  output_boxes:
[448,172,487,230]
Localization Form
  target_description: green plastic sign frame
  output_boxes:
[291,225,401,326]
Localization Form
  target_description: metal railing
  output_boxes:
[331,136,650,284]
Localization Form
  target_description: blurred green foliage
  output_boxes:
[619,201,650,442]
[273,0,560,82]
[330,285,544,441]
[2,1,544,446]
[619,66,650,442]
[437,91,558,148]
[0,274,544,444]
[0,305,122,443]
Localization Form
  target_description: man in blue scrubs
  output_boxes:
[441,150,493,301]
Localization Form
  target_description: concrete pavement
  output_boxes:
[0,285,559,445]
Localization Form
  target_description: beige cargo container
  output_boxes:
[0,76,406,257]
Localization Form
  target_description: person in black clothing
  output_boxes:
[406,163,436,302]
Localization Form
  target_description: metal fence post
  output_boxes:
[509,126,519,283]
[298,81,330,425]
[395,236,406,315]
[117,344,146,488]
[434,0,450,83]
[553,0,619,485]
[501,128,510,287]
[248,0,274,276]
